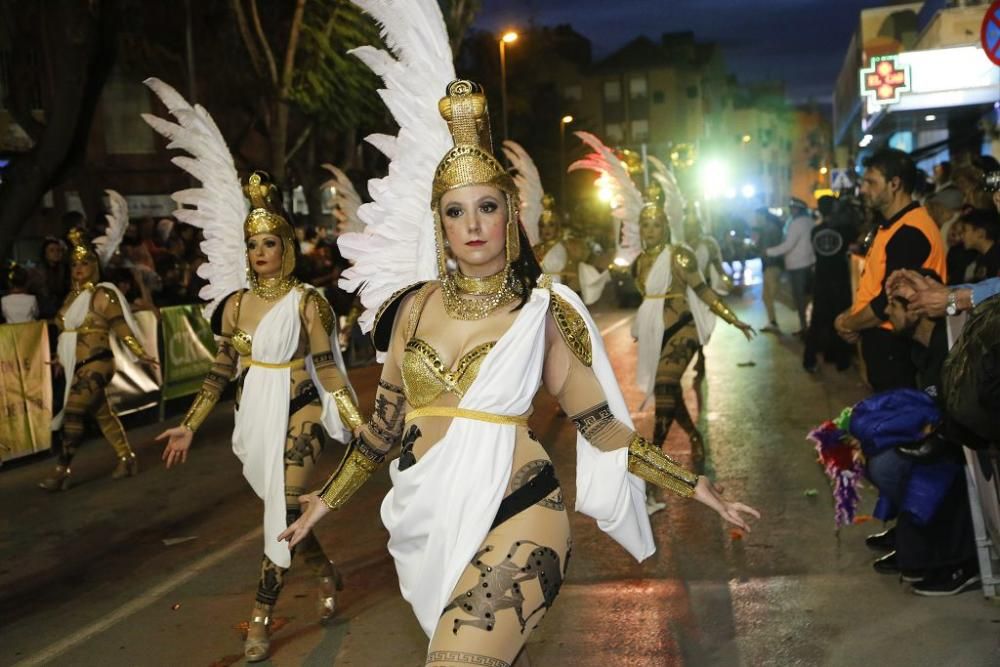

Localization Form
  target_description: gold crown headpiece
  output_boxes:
[431,80,517,207]
[542,193,556,211]
[67,227,98,264]
[242,171,296,280]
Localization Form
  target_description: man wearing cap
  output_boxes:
[765,197,816,335]
[835,148,946,391]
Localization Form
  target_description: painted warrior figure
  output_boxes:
[143,80,362,663]
[277,5,758,664]
[40,194,158,491]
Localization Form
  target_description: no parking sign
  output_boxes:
[982,0,1000,66]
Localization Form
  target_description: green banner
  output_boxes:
[159,305,217,401]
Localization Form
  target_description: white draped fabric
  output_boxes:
[381,283,654,639]
[682,242,717,347]
[52,283,142,430]
[633,248,673,401]
[578,262,610,306]
[540,241,568,276]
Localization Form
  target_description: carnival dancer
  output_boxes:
[40,193,159,491]
[143,79,362,662]
[277,7,757,663]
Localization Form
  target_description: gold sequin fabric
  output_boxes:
[549,292,592,367]
[231,328,253,357]
[401,338,496,407]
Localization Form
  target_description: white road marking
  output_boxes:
[11,526,263,667]
[599,314,633,337]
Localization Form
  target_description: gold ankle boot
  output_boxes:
[244,613,271,663]
[39,466,72,492]
[111,452,138,480]
[318,562,345,623]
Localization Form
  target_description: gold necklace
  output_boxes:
[253,274,299,301]
[441,267,521,320]
[70,281,96,298]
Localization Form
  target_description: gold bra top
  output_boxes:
[402,338,496,408]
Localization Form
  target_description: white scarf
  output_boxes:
[633,248,673,401]
[579,262,611,306]
[381,283,653,639]
[52,283,141,430]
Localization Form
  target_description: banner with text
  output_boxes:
[159,305,217,401]
[0,322,52,461]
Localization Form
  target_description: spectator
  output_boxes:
[887,269,999,319]
[2,266,39,323]
[107,267,158,317]
[960,208,1000,282]
[835,148,947,391]
[953,155,1000,211]
[26,237,70,319]
[154,255,190,307]
[803,196,854,372]
[754,208,786,332]
[118,237,162,294]
[933,161,952,192]
[765,197,816,335]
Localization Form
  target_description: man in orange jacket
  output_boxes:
[835,148,946,391]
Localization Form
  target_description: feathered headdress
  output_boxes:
[646,155,686,245]
[141,77,249,317]
[568,131,643,262]
[321,164,365,235]
[500,139,544,246]
[68,190,129,267]
[336,0,457,332]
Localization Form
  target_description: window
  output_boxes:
[628,75,647,99]
[631,119,649,142]
[603,80,621,103]
[563,84,582,101]
[605,123,624,142]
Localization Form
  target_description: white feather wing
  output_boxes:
[94,189,129,266]
[647,155,686,244]
[140,77,248,318]
[568,131,642,260]
[500,140,543,246]
[337,0,456,332]
[321,164,364,235]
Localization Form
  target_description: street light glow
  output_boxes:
[561,115,574,124]
[742,134,752,144]
[502,31,519,43]
[725,188,737,199]
[819,166,829,175]
[858,134,874,148]
[924,114,937,121]
[700,158,729,199]
[741,184,756,199]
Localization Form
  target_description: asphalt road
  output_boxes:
[2,289,998,666]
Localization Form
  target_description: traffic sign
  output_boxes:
[982,0,1000,66]
[830,168,854,191]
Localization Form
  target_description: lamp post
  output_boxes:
[559,115,574,206]
[499,30,518,141]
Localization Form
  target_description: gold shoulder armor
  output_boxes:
[301,287,335,336]
[549,291,592,367]
[96,285,120,306]
[672,245,697,271]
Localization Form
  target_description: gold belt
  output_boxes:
[642,293,684,300]
[243,357,306,370]
[405,406,528,427]
[63,327,102,334]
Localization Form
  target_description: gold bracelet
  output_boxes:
[121,334,147,359]
[181,389,219,433]
[331,387,364,431]
[627,433,699,498]
[709,300,739,326]
[318,435,385,510]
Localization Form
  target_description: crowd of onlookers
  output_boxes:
[751,147,1000,598]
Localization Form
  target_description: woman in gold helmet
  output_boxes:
[152,173,364,659]
[281,79,758,666]
[40,193,158,492]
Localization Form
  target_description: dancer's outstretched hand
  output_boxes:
[157,426,193,468]
[736,321,756,341]
[693,476,760,532]
[279,493,331,548]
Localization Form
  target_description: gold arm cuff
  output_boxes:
[709,299,740,326]
[121,335,148,358]
[331,387,364,431]
[181,389,219,433]
[627,433,699,498]
[318,435,385,510]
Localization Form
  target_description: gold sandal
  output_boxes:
[244,614,270,663]
[318,562,345,623]
[111,453,138,479]
[39,466,72,492]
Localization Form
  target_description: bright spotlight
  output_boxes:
[924,114,936,122]
[858,134,874,148]
[741,184,756,199]
[502,31,519,43]
[612,256,630,267]
[725,188,737,199]
[561,115,574,124]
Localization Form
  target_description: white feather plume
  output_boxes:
[320,164,364,235]
[337,0,456,332]
[500,140,544,246]
[140,77,248,318]
[568,131,642,261]
[646,155,686,244]
[93,189,129,266]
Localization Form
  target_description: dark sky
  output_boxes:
[474,0,892,103]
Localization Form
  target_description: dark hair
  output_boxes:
[8,265,28,289]
[510,223,541,310]
[817,195,836,219]
[961,208,1000,242]
[862,148,917,194]
[41,237,62,255]
[936,161,951,179]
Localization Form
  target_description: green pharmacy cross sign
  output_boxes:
[860,55,911,107]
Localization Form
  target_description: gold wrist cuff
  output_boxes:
[627,434,699,498]
[710,300,739,325]
[318,435,385,510]
[331,387,364,431]
[181,389,219,433]
[121,335,147,358]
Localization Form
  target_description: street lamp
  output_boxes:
[559,114,574,205]
[499,30,518,141]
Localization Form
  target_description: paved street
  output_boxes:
[2,290,999,666]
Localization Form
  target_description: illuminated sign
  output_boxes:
[860,55,911,107]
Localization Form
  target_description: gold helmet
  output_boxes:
[431,79,520,276]
[243,171,296,286]
[67,227,98,265]
[639,201,670,249]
